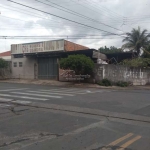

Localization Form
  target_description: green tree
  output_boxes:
[0,58,8,68]
[142,45,150,58]
[122,27,150,56]
[59,55,94,75]
[99,46,122,54]
[122,58,150,67]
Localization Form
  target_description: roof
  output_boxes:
[105,52,137,64]
[0,51,11,57]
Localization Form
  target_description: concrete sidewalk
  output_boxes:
[0,79,150,90]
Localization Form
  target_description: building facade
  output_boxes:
[11,39,106,80]
[11,39,89,79]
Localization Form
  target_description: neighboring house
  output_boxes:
[0,51,11,79]
[0,51,11,61]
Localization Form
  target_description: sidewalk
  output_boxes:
[0,79,150,90]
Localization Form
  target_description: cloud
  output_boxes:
[0,0,150,52]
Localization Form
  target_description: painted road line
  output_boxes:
[0,88,29,92]
[117,135,142,150]
[0,98,13,102]
[0,104,11,107]
[108,133,134,147]
[101,133,134,150]
[0,94,48,101]
[28,91,74,96]
[11,92,62,99]
[39,88,75,92]
[40,88,86,93]
[12,100,31,104]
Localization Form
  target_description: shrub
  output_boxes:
[0,58,8,68]
[116,81,130,87]
[98,79,130,87]
[121,58,150,68]
[98,79,112,86]
[59,54,94,75]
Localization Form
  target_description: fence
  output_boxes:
[94,64,150,85]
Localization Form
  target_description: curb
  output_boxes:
[4,100,150,123]
[0,80,150,90]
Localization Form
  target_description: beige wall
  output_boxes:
[11,56,37,79]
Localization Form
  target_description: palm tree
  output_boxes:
[122,27,150,56]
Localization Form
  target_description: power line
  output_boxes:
[68,0,124,22]
[83,0,125,19]
[7,0,125,37]
[0,4,124,34]
[0,4,124,26]
[71,0,124,20]
[0,36,122,39]
[36,0,124,32]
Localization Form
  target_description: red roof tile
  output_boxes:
[0,51,11,57]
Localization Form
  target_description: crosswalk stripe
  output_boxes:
[11,92,62,99]
[117,135,141,150]
[12,100,31,104]
[0,98,13,102]
[0,94,48,101]
[0,104,11,107]
[40,89,86,93]
[28,91,74,96]
[0,88,29,92]
[39,88,73,92]
[40,89,111,94]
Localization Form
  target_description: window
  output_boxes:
[14,62,17,67]
[19,62,23,67]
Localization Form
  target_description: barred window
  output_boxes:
[19,62,23,67]
[14,62,17,67]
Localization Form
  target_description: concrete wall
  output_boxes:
[94,64,150,85]
[12,56,37,79]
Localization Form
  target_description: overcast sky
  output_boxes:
[0,0,150,52]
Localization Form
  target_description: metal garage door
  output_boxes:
[38,58,58,79]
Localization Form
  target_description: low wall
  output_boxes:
[0,68,11,79]
[94,64,150,85]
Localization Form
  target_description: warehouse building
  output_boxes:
[11,39,106,80]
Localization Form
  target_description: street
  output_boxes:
[0,82,150,150]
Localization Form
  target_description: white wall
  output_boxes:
[12,56,37,79]
[0,56,11,61]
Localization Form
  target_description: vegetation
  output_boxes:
[97,79,112,86]
[122,27,150,56]
[98,79,130,87]
[122,58,150,67]
[59,55,94,75]
[99,46,122,54]
[0,58,8,69]
[116,81,130,87]
[142,45,150,58]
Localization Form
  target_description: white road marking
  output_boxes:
[13,100,31,104]
[0,98,13,102]
[11,92,62,99]
[0,88,29,92]
[28,91,74,96]
[40,88,85,93]
[40,89,111,94]
[0,94,48,101]
[0,104,11,107]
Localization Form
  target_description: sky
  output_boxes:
[0,0,150,52]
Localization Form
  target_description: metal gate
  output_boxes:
[38,58,58,79]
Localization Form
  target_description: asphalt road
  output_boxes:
[0,82,150,150]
